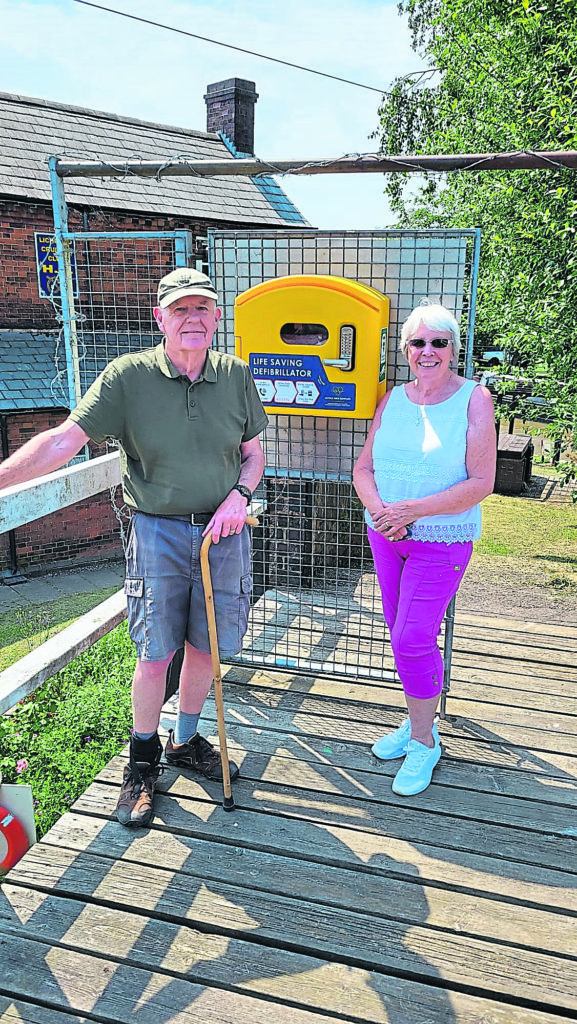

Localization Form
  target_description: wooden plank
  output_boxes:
[455,608,577,641]
[452,621,577,654]
[0,451,121,533]
[230,655,577,703]
[60,794,577,914]
[219,674,577,746]
[243,627,577,680]
[216,688,577,764]
[0,590,126,715]
[448,658,576,697]
[220,694,577,769]
[173,712,577,807]
[0,931,360,1024]
[258,613,577,664]
[107,703,577,813]
[450,634,577,668]
[4,845,576,1010]
[228,659,577,711]
[0,927,569,1024]
[98,748,577,854]
[0,999,90,1024]
[23,821,577,957]
[75,776,577,884]
[246,591,577,664]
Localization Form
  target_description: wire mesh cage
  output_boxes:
[51,218,478,688]
[63,230,192,395]
[209,228,479,683]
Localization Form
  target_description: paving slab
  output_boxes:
[0,561,124,615]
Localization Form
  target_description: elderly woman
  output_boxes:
[353,301,496,796]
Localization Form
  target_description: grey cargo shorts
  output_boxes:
[124,512,252,661]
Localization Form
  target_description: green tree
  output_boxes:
[377,0,577,484]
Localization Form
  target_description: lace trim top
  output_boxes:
[365,379,482,544]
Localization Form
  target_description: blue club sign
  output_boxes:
[35,233,78,300]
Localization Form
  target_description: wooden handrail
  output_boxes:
[0,451,121,535]
[0,454,267,714]
[0,453,124,713]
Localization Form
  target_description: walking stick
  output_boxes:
[200,516,259,810]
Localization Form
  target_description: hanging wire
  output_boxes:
[73,0,412,96]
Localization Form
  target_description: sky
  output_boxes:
[0,0,423,228]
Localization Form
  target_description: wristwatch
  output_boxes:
[233,483,252,502]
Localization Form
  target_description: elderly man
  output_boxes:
[0,267,268,827]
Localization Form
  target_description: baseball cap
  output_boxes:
[157,268,219,308]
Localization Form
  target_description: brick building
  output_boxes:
[0,79,308,579]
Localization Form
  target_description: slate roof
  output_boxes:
[0,91,308,227]
[0,331,69,412]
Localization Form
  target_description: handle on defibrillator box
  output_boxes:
[323,324,356,371]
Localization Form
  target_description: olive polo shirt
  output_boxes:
[69,344,268,515]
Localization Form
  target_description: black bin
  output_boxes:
[495,434,533,494]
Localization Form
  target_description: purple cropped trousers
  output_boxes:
[368,527,472,700]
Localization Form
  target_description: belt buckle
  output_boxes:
[190,513,207,527]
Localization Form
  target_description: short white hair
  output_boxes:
[400,302,461,360]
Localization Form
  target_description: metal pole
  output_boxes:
[440,596,457,720]
[48,157,82,409]
[464,227,482,379]
[53,150,577,179]
[174,230,194,267]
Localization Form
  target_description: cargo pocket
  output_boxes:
[124,577,145,649]
[124,577,144,598]
[237,573,253,646]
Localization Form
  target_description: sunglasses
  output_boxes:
[409,338,451,349]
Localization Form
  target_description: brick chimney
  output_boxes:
[204,78,259,156]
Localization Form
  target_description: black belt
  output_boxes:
[137,510,213,526]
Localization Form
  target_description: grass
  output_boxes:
[472,494,577,596]
[478,494,576,559]
[0,623,135,843]
[0,587,119,672]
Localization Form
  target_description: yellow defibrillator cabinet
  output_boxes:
[234,275,389,418]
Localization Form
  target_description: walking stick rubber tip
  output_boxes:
[223,796,235,811]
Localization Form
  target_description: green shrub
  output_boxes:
[0,623,136,841]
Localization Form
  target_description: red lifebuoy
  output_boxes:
[0,805,29,872]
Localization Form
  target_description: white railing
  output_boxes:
[0,453,126,715]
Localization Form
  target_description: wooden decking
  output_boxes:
[1,607,576,1024]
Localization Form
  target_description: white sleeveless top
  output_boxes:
[365,379,481,544]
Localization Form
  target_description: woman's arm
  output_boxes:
[379,386,497,532]
[353,392,408,540]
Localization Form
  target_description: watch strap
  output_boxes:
[233,483,252,502]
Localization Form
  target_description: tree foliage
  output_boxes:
[377,0,577,482]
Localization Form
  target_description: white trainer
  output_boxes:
[372,719,439,761]
[392,737,442,796]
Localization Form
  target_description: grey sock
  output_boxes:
[134,730,156,742]
[174,710,200,745]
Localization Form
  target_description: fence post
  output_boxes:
[440,595,457,719]
[464,227,482,380]
[48,156,82,409]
